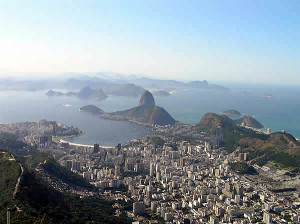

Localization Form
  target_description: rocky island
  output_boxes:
[45,89,65,97]
[100,91,176,126]
[152,90,171,97]
[79,105,105,115]
[221,109,242,116]
[46,86,107,101]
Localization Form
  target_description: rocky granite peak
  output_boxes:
[139,91,155,107]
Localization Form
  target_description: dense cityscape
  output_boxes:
[1,1,300,223]
[1,119,299,224]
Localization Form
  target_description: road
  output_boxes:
[11,154,24,199]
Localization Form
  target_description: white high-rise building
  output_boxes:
[263,212,272,224]
[149,163,154,177]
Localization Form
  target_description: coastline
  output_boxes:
[53,129,115,149]
[59,138,113,149]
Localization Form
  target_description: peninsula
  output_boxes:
[100,91,176,126]
[221,109,242,116]
[235,115,264,129]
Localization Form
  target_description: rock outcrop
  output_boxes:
[139,91,155,107]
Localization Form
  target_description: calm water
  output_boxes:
[0,85,300,146]
[0,90,149,146]
[154,85,300,138]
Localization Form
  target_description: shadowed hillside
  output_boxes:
[0,149,131,224]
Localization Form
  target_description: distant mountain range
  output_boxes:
[0,72,230,97]
[46,87,108,101]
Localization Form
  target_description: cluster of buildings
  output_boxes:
[55,129,300,223]
[0,120,82,147]
[1,120,299,223]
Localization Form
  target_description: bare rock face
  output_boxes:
[139,91,155,107]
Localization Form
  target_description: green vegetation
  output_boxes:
[0,149,131,224]
[239,133,300,170]
[0,132,34,156]
[271,188,297,193]
[80,105,105,114]
[197,113,300,171]
[235,115,264,129]
[110,105,176,126]
[0,151,21,219]
[196,113,266,152]
[230,162,258,175]
[150,136,165,147]
[65,195,131,224]
[26,152,93,189]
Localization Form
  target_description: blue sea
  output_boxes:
[0,84,299,146]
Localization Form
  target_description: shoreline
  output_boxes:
[58,138,114,149]
[53,129,115,149]
[55,118,153,149]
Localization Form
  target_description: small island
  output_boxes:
[261,94,273,98]
[46,86,108,101]
[80,105,105,115]
[221,110,242,116]
[152,90,171,97]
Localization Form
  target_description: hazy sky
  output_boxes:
[0,0,299,84]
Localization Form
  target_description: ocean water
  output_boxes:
[95,85,300,139]
[0,84,299,146]
[153,85,300,138]
[0,90,150,146]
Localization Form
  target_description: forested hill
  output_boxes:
[196,113,300,171]
[0,149,131,224]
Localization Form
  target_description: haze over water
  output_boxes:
[0,84,300,146]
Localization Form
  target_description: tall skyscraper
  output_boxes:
[149,163,155,177]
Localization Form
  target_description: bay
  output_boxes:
[0,84,300,146]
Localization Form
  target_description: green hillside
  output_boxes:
[0,149,131,224]
[196,113,266,152]
[196,113,300,171]
[0,150,21,219]
[0,132,34,156]
[26,152,92,189]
